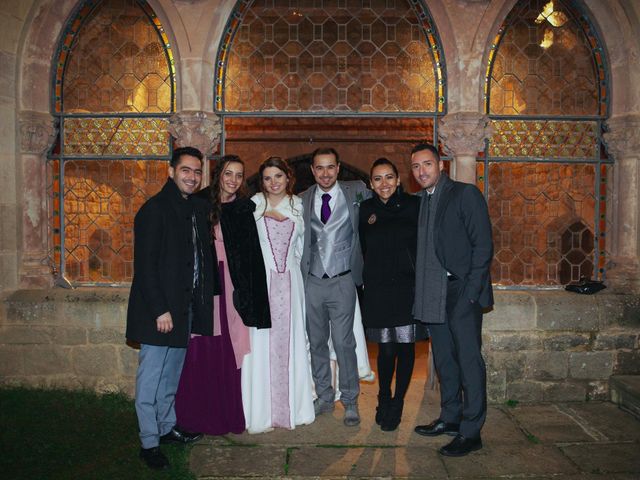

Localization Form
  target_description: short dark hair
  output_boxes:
[171,146,204,168]
[370,157,399,178]
[311,147,340,165]
[411,143,440,161]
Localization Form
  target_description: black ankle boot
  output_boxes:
[375,394,391,425]
[381,398,404,431]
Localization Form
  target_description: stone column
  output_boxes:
[168,111,222,186]
[18,111,57,288]
[439,112,492,185]
[603,114,640,292]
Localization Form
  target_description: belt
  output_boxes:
[319,270,351,279]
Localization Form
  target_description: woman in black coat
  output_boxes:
[175,155,270,436]
[359,157,428,432]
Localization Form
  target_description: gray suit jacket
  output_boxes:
[300,180,370,286]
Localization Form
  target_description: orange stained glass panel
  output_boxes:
[61,0,173,114]
[487,161,597,286]
[62,159,168,283]
[488,0,600,116]
[63,117,170,156]
[489,120,598,158]
[221,0,439,113]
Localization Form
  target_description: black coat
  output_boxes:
[432,175,494,308]
[358,191,420,328]
[126,179,217,347]
[197,188,271,329]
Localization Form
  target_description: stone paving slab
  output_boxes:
[190,360,640,479]
[556,402,640,442]
[288,446,447,478]
[505,404,597,443]
[559,442,640,475]
[441,443,579,477]
[190,444,288,477]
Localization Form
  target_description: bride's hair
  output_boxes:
[258,156,298,217]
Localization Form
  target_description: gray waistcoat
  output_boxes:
[309,192,353,278]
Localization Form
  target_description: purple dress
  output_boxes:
[175,224,246,435]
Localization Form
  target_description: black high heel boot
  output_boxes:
[375,394,391,426]
[381,398,404,431]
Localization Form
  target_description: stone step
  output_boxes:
[610,375,640,419]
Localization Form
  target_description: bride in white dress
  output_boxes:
[242,157,315,434]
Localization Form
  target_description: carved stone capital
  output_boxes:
[604,114,640,160]
[168,111,222,157]
[439,112,492,157]
[19,111,57,155]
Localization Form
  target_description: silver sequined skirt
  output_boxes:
[366,323,429,343]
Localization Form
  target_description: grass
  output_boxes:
[0,387,196,480]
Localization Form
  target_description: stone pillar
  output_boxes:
[168,111,222,186]
[18,111,57,288]
[439,112,492,185]
[603,114,640,292]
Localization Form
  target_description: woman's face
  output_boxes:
[262,166,289,197]
[219,161,244,198]
[370,164,400,203]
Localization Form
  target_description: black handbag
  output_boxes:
[565,277,606,295]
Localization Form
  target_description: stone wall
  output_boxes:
[1,289,639,402]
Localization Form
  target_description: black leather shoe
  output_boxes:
[414,419,460,437]
[439,434,482,457]
[160,426,203,444]
[139,447,169,470]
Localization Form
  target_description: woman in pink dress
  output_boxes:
[242,157,315,433]
[176,155,270,435]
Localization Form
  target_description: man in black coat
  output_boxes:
[410,143,494,457]
[126,146,217,470]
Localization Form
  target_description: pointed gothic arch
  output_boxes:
[482,0,611,286]
[49,0,177,285]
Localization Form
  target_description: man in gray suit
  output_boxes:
[300,147,369,426]
[410,143,494,457]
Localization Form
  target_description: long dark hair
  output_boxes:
[209,155,247,229]
[258,156,297,216]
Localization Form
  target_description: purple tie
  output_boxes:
[320,193,331,224]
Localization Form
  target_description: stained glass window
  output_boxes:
[215,0,445,113]
[484,0,610,286]
[50,0,175,285]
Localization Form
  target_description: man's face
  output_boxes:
[411,149,443,191]
[311,153,340,192]
[169,154,202,198]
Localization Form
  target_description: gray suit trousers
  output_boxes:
[305,273,360,405]
[428,277,487,438]
[135,343,187,448]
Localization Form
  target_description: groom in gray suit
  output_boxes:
[300,147,369,426]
